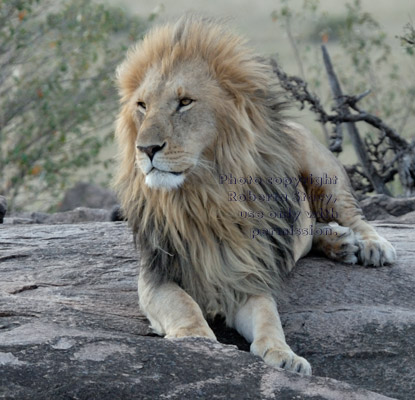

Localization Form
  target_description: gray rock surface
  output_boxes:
[360,194,415,221]
[58,182,118,211]
[5,207,111,225]
[0,221,413,399]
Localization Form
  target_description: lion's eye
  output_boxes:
[137,101,147,112]
[179,98,193,108]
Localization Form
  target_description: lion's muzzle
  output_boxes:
[137,142,166,161]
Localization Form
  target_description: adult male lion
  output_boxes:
[114,15,396,376]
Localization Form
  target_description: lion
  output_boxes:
[114,15,396,376]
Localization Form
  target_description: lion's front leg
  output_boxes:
[349,219,397,267]
[138,271,216,340]
[234,295,312,375]
[313,221,396,267]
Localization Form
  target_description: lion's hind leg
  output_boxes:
[286,122,397,267]
[312,222,360,264]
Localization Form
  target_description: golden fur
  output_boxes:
[114,15,396,375]
[115,16,302,318]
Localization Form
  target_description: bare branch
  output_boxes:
[270,47,415,197]
[321,44,391,195]
[270,58,344,152]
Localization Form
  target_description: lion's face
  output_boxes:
[132,62,219,190]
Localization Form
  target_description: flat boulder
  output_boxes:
[58,182,118,211]
[360,194,415,221]
[5,207,111,225]
[0,221,413,399]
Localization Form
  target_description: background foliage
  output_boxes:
[1,0,414,211]
[0,0,147,211]
[271,0,415,196]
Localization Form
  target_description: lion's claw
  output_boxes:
[263,348,312,376]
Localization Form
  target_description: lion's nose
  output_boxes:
[137,143,166,161]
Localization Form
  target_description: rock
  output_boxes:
[4,217,35,225]
[5,207,111,225]
[0,196,7,223]
[0,221,414,399]
[5,211,50,225]
[377,210,415,225]
[58,182,119,211]
[360,194,415,221]
[45,207,111,224]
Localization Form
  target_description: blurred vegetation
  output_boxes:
[1,0,413,210]
[0,0,148,211]
[400,22,415,55]
[271,0,415,196]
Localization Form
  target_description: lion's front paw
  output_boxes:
[165,325,217,340]
[358,236,397,267]
[262,348,312,376]
[328,225,360,264]
[314,224,359,264]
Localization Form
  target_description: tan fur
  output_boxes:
[114,15,396,376]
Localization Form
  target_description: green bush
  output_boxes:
[0,0,148,211]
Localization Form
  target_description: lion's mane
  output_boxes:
[115,15,302,320]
